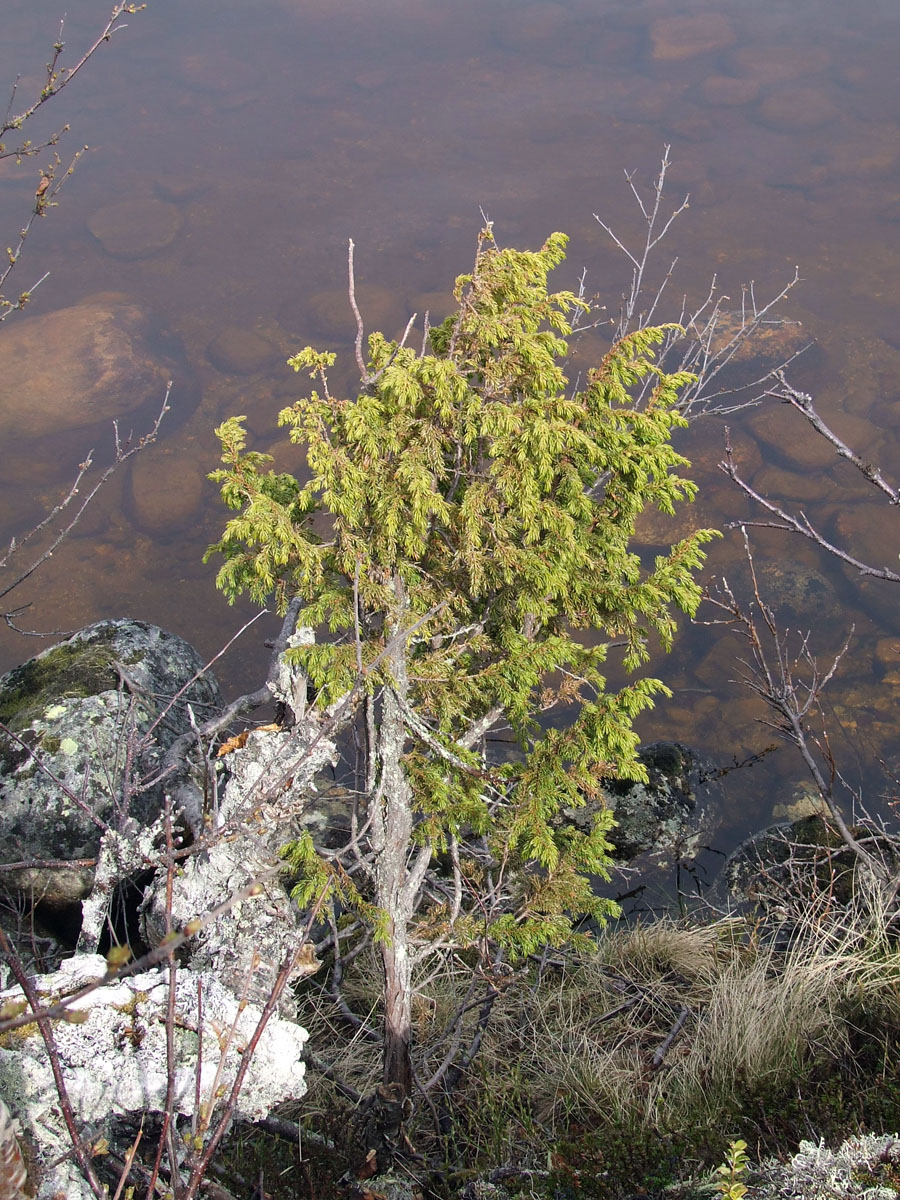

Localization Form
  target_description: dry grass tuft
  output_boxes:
[293,885,900,1180]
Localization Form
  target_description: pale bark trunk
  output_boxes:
[381,933,413,1094]
[370,577,420,1095]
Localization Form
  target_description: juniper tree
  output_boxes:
[206,227,716,1097]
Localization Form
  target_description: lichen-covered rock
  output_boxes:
[714,812,900,913]
[0,953,308,1200]
[140,629,338,1011]
[560,742,722,867]
[606,742,721,864]
[0,620,221,910]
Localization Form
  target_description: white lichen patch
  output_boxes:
[756,1134,900,1198]
[0,952,309,1193]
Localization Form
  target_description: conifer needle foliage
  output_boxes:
[206,228,717,1090]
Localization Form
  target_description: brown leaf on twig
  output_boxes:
[216,730,249,757]
[296,941,322,977]
[216,722,283,757]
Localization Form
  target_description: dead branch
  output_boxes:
[348,238,416,388]
[720,422,900,583]
[651,1004,691,1069]
[702,528,898,893]
[1,385,172,633]
[585,147,803,418]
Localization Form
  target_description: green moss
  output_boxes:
[40,734,61,755]
[0,1021,41,1050]
[0,627,121,732]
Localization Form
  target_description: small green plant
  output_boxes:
[714,1139,750,1199]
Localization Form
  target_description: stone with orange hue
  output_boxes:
[745,403,878,472]
[756,86,837,132]
[748,465,834,505]
[706,310,809,366]
[702,74,760,106]
[88,197,182,260]
[650,13,736,61]
[0,294,169,440]
[634,503,709,547]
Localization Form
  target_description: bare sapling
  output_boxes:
[584,147,805,418]
[702,528,900,902]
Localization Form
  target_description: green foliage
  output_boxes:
[714,1139,750,1199]
[280,831,390,943]
[207,226,716,974]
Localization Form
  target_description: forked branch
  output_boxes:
[702,528,896,891]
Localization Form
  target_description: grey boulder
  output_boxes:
[0,619,221,912]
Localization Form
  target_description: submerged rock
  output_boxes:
[701,74,760,107]
[287,282,406,343]
[88,197,183,259]
[0,294,171,440]
[706,309,810,369]
[206,324,279,374]
[756,86,838,133]
[0,620,221,912]
[650,13,736,61]
[723,558,839,624]
[128,441,209,535]
[715,811,900,912]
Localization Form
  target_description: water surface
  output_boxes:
[3,0,900,881]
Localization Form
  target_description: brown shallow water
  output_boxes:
[2,0,900,892]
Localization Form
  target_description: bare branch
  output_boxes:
[1,385,172,631]
[720,427,900,583]
[586,148,802,418]
[768,370,900,505]
[703,529,895,890]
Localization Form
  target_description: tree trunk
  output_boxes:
[381,930,413,1094]
[370,580,421,1098]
